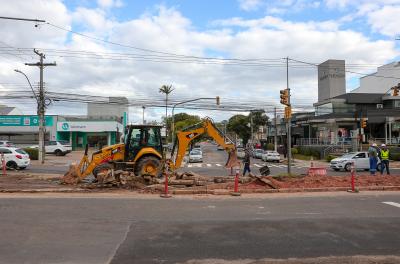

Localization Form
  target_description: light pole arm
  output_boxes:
[14,69,39,103]
[171,97,219,156]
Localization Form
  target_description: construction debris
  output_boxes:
[62,163,80,185]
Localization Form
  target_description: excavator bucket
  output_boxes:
[61,144,88,185]
[62,163,81,184]
[225,150,240,168]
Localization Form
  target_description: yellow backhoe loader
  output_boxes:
[63,118,239,184]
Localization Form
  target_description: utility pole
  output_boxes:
[286,57,292,175]
[25,49,56,164]
[250,113,254,146]
[142,106,145,124]
[274,107,277,152]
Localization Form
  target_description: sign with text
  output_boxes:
[57,121,123,132]
[0,116,53,127]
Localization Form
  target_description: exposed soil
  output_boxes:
[241,174,400,190]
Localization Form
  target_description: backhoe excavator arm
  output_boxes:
[170,118,239,170]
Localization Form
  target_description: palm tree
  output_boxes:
[159,84,174,140]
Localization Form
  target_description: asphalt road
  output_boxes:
[0,192,400,263]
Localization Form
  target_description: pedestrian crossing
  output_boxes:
[183,162,309,169]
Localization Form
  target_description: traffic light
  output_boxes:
[361,118,367,128]
[280,89,289,105]
[284,106,292,119]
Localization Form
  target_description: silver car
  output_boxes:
[189,150,203,163]
[330,152,381,171]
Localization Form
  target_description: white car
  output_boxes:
[189,149,203,163]
[0,141,15,147]
[262,151,281,162]
[330,152,381,171]
[237,148,245,159]
[30,141,72,156]
[0,147,30,169]
[253,149,264,159]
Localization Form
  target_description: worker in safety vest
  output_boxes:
[380,144,390,175]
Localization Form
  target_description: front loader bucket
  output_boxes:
[61,163,81,185]
[225,150,240,168]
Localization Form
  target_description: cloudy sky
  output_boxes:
[0,0,399,123]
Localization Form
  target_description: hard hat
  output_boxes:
[381,144,386,147]
[372,143,377,147]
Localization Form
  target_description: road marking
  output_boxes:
[206,164,212,167]
[254,164,262,168]
[216,164,222,167]
[382,202,400,208]
[187,164,193,168]
[194,164,202,167]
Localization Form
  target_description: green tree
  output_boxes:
[159,84,174,140]
[249,110,268,130]
[227,114,251,145]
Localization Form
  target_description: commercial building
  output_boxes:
[0,97,128,150]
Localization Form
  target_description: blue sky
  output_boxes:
[1,0,400,121]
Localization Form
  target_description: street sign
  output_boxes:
[0,116,53,126]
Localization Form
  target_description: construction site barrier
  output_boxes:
[348,161,359,193]
[160,170,172,198]
[230,168,241,196]
[1,153,6,176]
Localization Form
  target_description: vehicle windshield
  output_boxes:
[190,150,201,155]
[59,141,70,145]
[341,153,356,158]
[15,149,27,155]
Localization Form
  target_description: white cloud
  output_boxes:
[97,0,123,9]
[0,3,399,122]
[238,0,264,11]
[367,5,400,36]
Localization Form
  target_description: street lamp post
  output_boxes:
[14,69,45,163]
[171,97,220,155]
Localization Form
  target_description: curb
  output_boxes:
[1,186,400,195]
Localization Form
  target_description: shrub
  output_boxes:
[266,143,274,150]
[325,155,336,162]
[23,148,38,160]
[291,148,298,155]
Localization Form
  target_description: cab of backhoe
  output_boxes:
[124,125,163,160]
[124,125,164,177]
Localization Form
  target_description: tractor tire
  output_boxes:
[93,163,112,178]
[135,156,162,178]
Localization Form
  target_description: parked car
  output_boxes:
[188,149,203,163]
[237,147,245,159]
[262,151,281,162]
[330,152,381,171]
[30,141,72,156]
[0,147,30,169]
[0,141,15,147]
[253,149,264,159]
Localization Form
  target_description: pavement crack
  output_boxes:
[107,221,132,264]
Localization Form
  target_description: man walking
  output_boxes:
[380,144,390,175]
[243,148,251,176]
[368,143,378,176]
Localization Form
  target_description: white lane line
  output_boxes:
[187,164,193,168]
[195,164,202,168]
[254,164,262,168]
[206,164,212,167]
[382,202,400,208]
[216,164,222,167]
